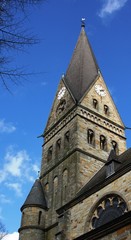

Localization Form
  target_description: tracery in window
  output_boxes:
[87,129,95,146]
[100,135,107,151]
[90,194,128,230]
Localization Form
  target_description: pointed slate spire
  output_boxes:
[21,179,47,211]
[64,22,99,102]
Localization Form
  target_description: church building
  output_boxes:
[18,22,131,240]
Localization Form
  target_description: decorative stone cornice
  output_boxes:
[43,105,125,145]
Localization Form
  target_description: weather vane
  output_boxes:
[81,18,86,28]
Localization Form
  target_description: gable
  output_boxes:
[44,79,75,134]
[80,73,125,128]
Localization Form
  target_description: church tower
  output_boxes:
[19,22,129,240]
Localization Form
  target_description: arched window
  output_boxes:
[104,105,109,115]
[53,176,58,208]
[111,140,118,154]
[56,138,61,157]
[38,211,42,225]
[62,169,68,203]
[93,99,98,109]
[87,129,95,146]
[100,135,107,151]
[90,194,128,230]
[47,146,53,161]
[65,131,70,143]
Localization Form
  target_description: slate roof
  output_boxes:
[57,148,131,215]
[21,179,47,211]
[77,148,131,197]
[64,26,99,102]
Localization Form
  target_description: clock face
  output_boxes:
[57,87,66,100]
[95,84,106,97]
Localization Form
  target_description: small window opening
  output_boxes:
[62,169,68,203]
[65,131,70,142]
[56,99,66,115]
[104,105,109,115]
[112,140,118,153]
[38,211,42,225]
[53,176,58,208]
[87,129,95,146]
[93,99,98,109]
[100,135,107,151]
[106,162,115,177]
[56,138,61,150]
[47,146,53,161]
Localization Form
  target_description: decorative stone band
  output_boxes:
[18,225,45,233]
[79,106,125,137]
[44,105,125,144]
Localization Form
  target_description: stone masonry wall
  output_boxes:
[66,171,131,240]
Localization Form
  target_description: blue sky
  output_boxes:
[0,0,131,239]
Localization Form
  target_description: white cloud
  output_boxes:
[0,146,39,197]
[0,194,11,203]
[98,0,128,18]
[0,119,16,133]
[0,147,30,183]
[3,232,19,240]
[5,182,22,196]
[32,164,40,174]
[4,148,30,177]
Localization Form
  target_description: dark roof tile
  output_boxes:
[21,179,47,211]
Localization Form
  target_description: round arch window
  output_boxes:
[90,194,128,229]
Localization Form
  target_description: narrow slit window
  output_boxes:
[93,99,98,109]
[100,135,107,151]
[104,105,109,115]
[65,131,70,142]
[57,139,61,149]
[38,211,42,225]
[112,140,118,154]
[64,131,70,150]
[87,129,95,146]
[47,146,53,161]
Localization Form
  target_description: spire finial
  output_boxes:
[81,18,85,28]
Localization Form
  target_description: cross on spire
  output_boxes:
[81,18,85,28]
